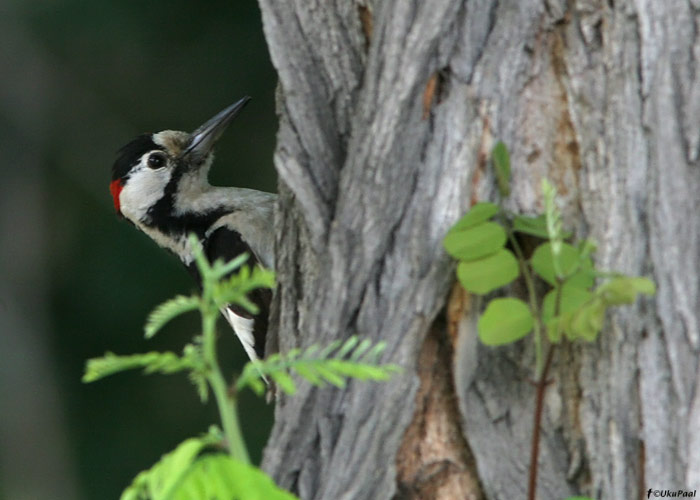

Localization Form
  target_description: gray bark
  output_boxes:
[257,1,700,499]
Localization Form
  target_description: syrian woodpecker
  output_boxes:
[109,97,275,363]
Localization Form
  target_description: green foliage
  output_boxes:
[597,276,656,305]
[448,202,500,231]
[86,234,400,499]
[213,264,276,314]
[444,201,520,294]
[443,141,656,350]
[444,141,656,500]
[542,285,593,324]
[530,242,593,287]
[145,295,200,339]
[83,351,199,382]
[478,298,534,345]
[512,214,549,238]
[492,141,511,197]
[236,336,402,396]
[444,222,506,260]
[121,429,297,500]
[456,250,519,294]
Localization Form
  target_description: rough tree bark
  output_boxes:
[256,1,700,499]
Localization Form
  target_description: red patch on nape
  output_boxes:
[109,179,123,214]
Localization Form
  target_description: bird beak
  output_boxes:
[181,96,251,163]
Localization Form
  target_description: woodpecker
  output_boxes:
[110,97,275,362]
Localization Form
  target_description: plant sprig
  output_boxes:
[85,235,400,499]
[443,141,656,500]
[237,336,401,396]
[443,143,655,354]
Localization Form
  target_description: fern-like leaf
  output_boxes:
[145,295,199,339]
[236,336,401,395]
[210,252,250,280]
[214,266,275,312]
[83,351,195,383]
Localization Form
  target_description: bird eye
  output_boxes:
[147,152,166,169]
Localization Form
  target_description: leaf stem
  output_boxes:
[201,296,250,464]
[526,344,555,500]
[527,278,562,500]
[506,227,544,378]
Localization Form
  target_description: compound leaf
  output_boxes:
[236,336,401,396]
[145,295,199,339]
[83,351,194,383]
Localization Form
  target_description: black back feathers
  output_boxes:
[188,226,271,359]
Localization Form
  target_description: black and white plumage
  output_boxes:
[110,97,275,362]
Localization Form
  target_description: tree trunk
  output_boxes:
[257,1,700,499]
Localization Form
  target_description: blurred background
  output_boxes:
[0,1,277,498]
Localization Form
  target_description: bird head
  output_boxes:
[110,97,251,224]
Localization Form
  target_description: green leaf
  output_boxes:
[215,266,276,312]
[448,202,500,232]
[313,363,347,388]
[270,370,297,395]
[531,242,589,285]
[182,344,208,402]
[189,234,211,277]
[577,239,597,259]
[597,276,656,305]
[121,434,213,500]
[236,337,401,394]
[348,338,373,361]
[492,141,511,197]
[567,264,595,289]
[335,336,360,358]
[542,285,594,323]
[83,351,195,383]
[478,298,534,345]
[543,285,594,343]
[568,298,605,341]
[121,433,297,500]
[145,295,199,339]
[294,364,324,386]
[211,252,250,280]
[512,214,549,238]
[444,222,506,261]
[173,454,297,500]
[457,249,519,294]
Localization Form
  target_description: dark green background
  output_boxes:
[0,1,277,498]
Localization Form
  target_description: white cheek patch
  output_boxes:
[119,163,172,222]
